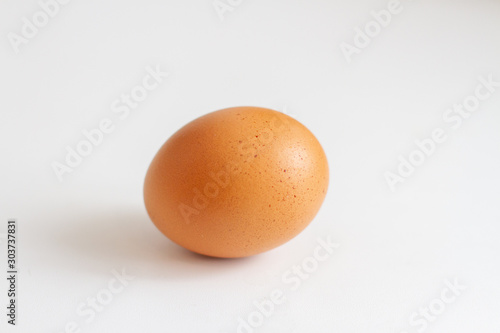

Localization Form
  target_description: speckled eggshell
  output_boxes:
[144,106,329,258]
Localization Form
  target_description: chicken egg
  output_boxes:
[144,106,329,258]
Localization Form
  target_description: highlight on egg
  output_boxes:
[144,106,329,258]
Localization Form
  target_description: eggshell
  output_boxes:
[144,106,329,258]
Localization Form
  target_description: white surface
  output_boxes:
[1,0,500,332]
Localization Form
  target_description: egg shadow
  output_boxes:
[50,207,257,281]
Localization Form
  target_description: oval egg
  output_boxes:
[144,106,329,258]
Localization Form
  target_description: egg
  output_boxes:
[144,106,329,258]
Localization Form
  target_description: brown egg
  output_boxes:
[144,106,329,258]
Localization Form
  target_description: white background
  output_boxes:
[1,0,500,332]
